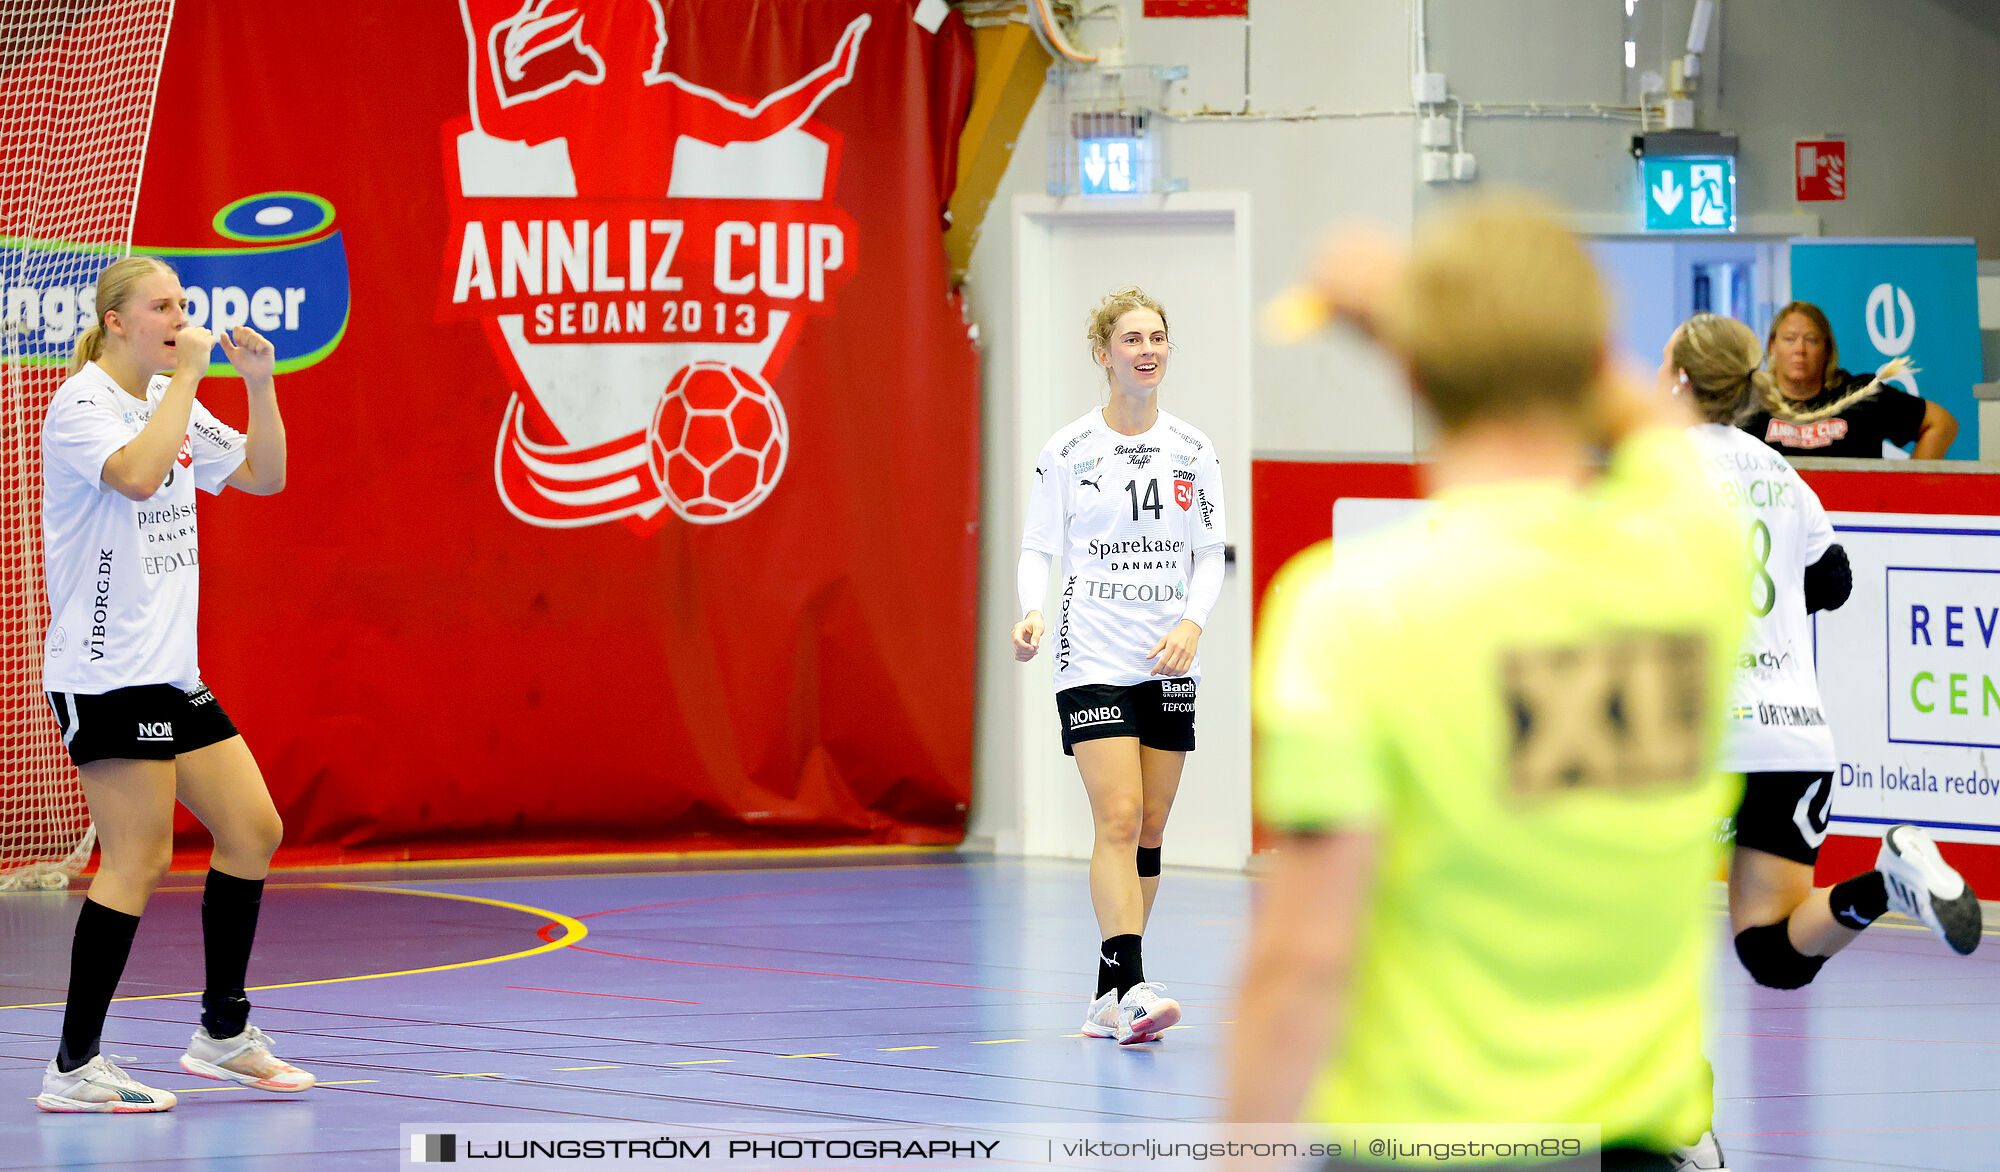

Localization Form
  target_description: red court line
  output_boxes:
[506,985,701,1005]
[563,943,1075,998]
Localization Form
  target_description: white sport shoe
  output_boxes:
[1080,990,1121,1039]
[1877,824,1983,955]
[1669,1129,1729,1171]
[1115,982,1181,1045]
[179,1024,315,1092]
[35,1054,177,1113]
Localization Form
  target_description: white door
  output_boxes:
[1011,194,1253,871]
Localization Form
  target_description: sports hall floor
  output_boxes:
[1,850,1995,1170]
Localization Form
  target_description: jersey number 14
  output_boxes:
[1124,479,1161,521]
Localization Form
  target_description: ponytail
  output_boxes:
[1755,369,1883,425]
[66,322,105,375]
[1744,370,1776,420]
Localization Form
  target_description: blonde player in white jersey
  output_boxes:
[33,256,312,1113]
[1665,316,1982,1171]
[1666,318,1983,1171]
[1012,286,1227,1044]
[1665,314,1980,993]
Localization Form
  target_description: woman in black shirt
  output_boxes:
[1737,300,1957,458]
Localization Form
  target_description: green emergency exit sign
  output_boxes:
[1642,155,1735,232]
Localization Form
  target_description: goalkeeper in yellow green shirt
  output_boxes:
[1230,193,1743,1171]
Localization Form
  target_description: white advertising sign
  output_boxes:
[1818,511,2000,846]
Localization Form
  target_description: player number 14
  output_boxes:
[1125,479,1162,521]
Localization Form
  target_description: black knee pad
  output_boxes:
[1733,920,1827,989]
[1136,845,1162,878]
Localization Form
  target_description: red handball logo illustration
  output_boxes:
[647,362,789,523]
[441,0,867,534]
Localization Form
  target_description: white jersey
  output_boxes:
[1023,407,1226,690]
[41,363,247,694]
[1689,423,1836,772]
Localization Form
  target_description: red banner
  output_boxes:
[131,0,978,860]
[1143,1,1248,16]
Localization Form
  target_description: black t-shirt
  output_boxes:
[1737,370,1928,458]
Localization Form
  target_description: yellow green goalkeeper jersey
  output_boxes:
[1254,426,1744,1152]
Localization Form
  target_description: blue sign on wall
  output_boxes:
[1642,156,1735,232]
[0,192,349,376]
[1789,238,1982,460]
[1078,136,1143,196]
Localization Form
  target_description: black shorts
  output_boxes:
[46,683,240,768]
[1055,678,1196,756]
[1732,770,1833,865]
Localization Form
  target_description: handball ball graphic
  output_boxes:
[646,362,790,524]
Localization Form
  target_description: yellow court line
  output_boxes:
[971,1039,1024,1045]
[879,1046,936,1052]
[781,1053,837,1059]
[2,885,587,1011]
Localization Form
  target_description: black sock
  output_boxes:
[56,898,141,1072]
[200,868,265,1039]
[1096,933,1144,999]
[1829,871,1889,930]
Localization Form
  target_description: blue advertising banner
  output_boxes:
[1789,238,1981,460]
[0,192,349,377]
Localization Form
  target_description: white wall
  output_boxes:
[1430,0,2000,242]
[962,0,2000,852]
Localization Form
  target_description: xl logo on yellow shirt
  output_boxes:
[1504,631,1710,796]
